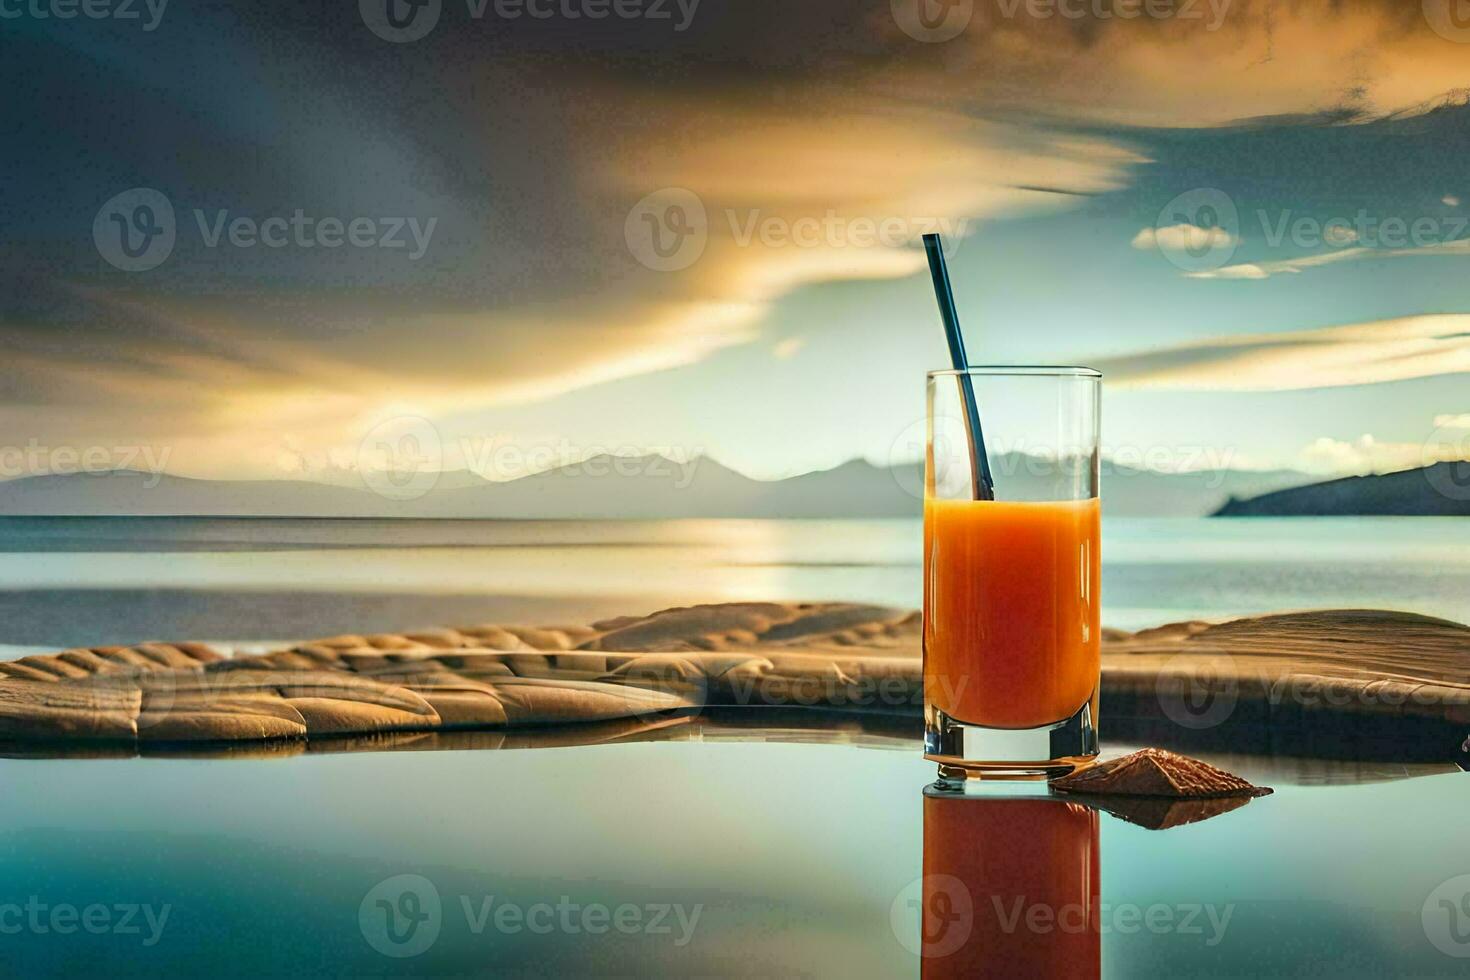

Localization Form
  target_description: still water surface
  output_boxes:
[0,516,1468,649]
[1,518,1467,975]
[0,740,1465,977]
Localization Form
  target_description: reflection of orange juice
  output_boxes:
[922,795,1100,979]
[923,497,1100,729]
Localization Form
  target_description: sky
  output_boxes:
[3,0,1470,484]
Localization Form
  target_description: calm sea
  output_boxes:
[0,516,1468,651]
[3,519,1468,978]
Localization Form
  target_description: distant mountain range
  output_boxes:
[1215,462,1470,516]
[0,454,1312,518]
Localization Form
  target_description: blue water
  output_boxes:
[1,517,1468,977]
[0,742,1464,977]
[0,517,1467,649]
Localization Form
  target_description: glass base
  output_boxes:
[924,690,1098,782]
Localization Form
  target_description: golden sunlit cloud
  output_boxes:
[1095,314,1470,391]
[7,0,1470,481]
[927,1,1470,126]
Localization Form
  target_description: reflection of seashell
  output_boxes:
[1053,747,1272,799]
[1071,793,1256,831]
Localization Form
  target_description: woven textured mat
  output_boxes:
[1,603,1466,759]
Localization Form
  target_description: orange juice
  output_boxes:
[923,497,1100,729]
[921,795,1100,979]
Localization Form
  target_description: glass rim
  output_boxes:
[927,365,1102,379]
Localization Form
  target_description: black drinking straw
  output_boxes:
[922,233,995,501]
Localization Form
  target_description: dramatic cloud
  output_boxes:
[885,0,1470,126]
[1095,315,1470,391]
[6,0,1470,478]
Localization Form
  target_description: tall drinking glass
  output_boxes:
[924,367,1101,780]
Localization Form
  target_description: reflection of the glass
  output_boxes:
[920,788,1100,979]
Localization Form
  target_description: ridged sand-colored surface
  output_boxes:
[0,603,1465,759]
